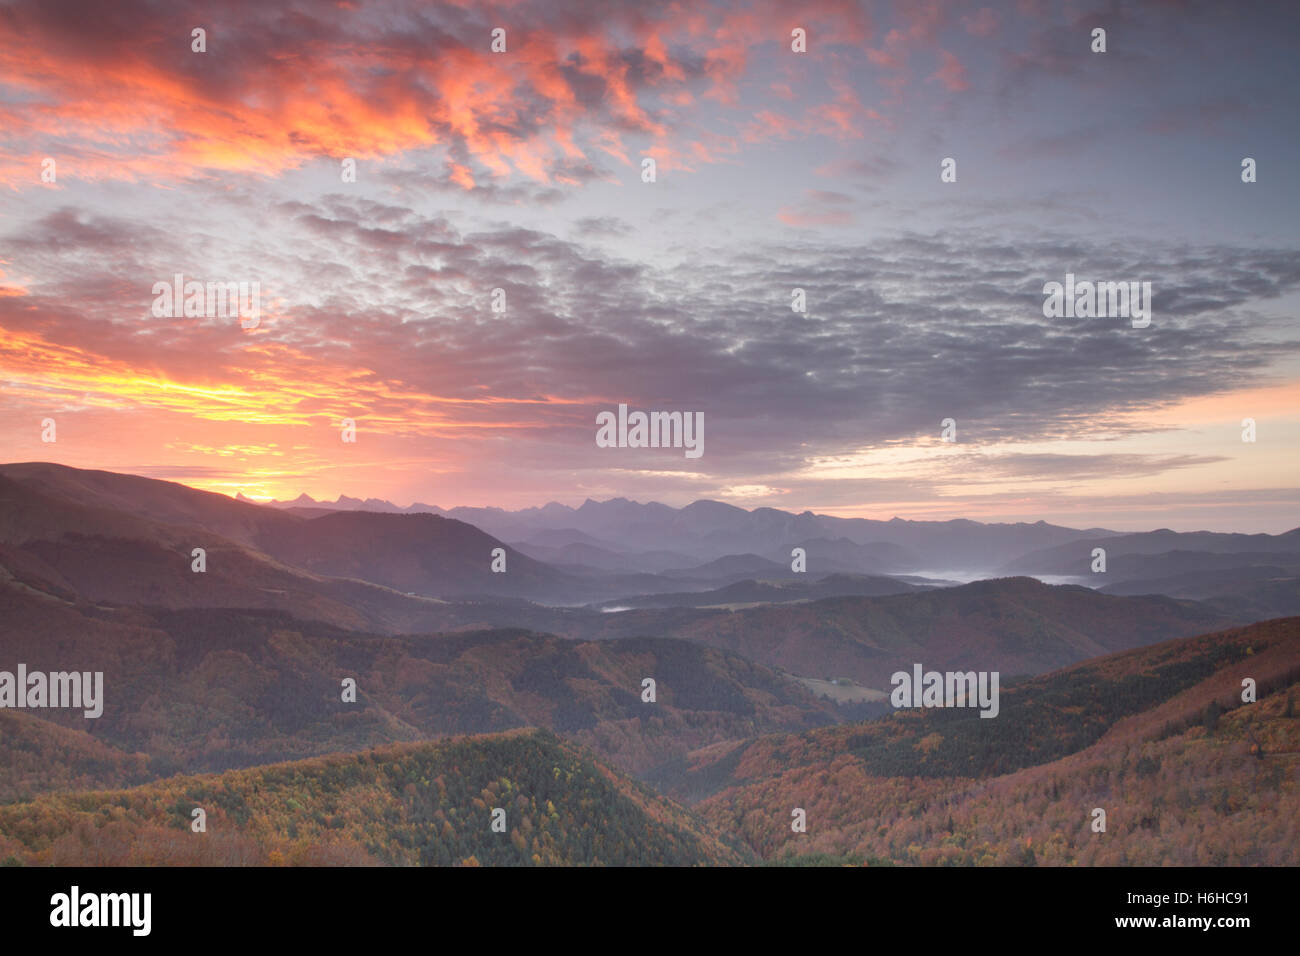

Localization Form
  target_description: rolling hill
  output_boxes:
[566,577,1237,689]
[591,573,923,610]
[0,463,616,608]
[2,461,1293,867]
[0,583,837,796]
[689,617,1300,865]
[1002,528,1300,577]
[0,729,747,866]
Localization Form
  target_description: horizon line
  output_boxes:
[6,460,1298,536]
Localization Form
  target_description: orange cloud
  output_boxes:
[0,324,593,438]
[0,0,903,191]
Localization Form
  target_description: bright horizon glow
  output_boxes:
[1,1,1296,534]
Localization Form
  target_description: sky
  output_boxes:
[1,0,1297,532]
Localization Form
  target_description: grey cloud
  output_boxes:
[5,195,1299,493]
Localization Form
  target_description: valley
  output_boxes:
[0,464,1296,866]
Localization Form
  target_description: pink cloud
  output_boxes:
[778,208,854,227]
[931,50,971,92]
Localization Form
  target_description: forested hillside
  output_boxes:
[0,586,834,798]
[695,618,1300,864]
[0,730,748,866]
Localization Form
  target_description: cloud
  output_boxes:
[0,0,900,190]
[778,189,856,227]
[974,453,1229,481]
[963,7,999,37]
[930,50,970,91]
[4,185,1299,507]
[569,216,629,239]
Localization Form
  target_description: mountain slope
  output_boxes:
[0,712,152,803]
[0,472,476,633]
[591,573,922,610]
[1003,529,1300,576]
[255,486,1113,569]
[691,617,1300,864]
[0,463,591,606]
[0,462,300,550]
[0,729,748,866]
[254,508,581,601]
[0,584,837,789]
[571,577,1237,689]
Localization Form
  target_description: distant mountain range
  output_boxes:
[1002,528,1300,575]
[2,459,1296,634]
[1,461,1297,866]
[244,487,1117,571]
[241,482,1300,611]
